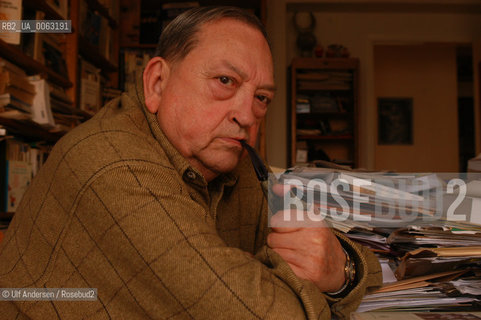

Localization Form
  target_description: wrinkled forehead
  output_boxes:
[197,18,271,53]
[198,19,272,61]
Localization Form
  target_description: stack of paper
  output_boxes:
[276,167,481,313]
[351,311,481,320]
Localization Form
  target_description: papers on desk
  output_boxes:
[357,270,480,313]
[389,228,481,279]
[278,167,481,313]
[379,258,397,284]
[351,312,481,320]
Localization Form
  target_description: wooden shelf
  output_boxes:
[292,57,359,70]
[78,36,118,72]
[122,44,157,49]
[23,0,66,20]
[297,112,353,117]
[0,40,72,88]
[0,117,63,143]
[84,0,118,28]
[290,57,359,167]
[297,134,354,141]
[297,85,351,91]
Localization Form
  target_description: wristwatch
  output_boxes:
[326,247,356,298]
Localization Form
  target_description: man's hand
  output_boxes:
[266,184,347,293]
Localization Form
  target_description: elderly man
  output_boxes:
[0,6,381,319]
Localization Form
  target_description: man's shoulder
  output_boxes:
[49,93,172,175]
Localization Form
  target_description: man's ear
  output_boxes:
[143,57,170,114]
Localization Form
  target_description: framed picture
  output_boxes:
[33,33,69,78]
[46,0,68,19]
[378,97,413,145]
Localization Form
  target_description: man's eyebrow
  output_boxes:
[259,84,277,93]
[220,60,276,92]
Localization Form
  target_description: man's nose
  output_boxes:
[230,90,256,128]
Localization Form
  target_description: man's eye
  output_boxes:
[218,76,234,86]
[256,94,270,104]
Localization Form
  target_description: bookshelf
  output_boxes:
[0,0,120,130]
[67,0,120,105]
[0,0,120,215]
[289,57,359,167]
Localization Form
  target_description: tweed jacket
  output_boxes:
[0,79,382,319]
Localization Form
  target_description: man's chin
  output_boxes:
[204,152,242,174]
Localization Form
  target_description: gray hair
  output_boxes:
[154,6,270,63]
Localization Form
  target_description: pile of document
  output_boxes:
[276,167,481,312]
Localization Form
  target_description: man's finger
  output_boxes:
[270,209,329,229]
[271,183,293,196]
[267,232,300,249]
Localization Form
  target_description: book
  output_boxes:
[45,0,68,19]
[49,82,73,105]
[0,85,35,105]
[0,58,26,76]
[98,17,112,60]
[0,0,22,45]
[0,93,32,113]
[161,2,200,30]
[119,0,140,46]
[468,154,481,172]
[28,77,55,127]
[139,1,162,45]
[0,139,50,211]
[121,49,153,93]
[79,59,101,115]
[80,7,101,47]
[0,109,30,120]
[2,160,32,212]
[0,70,36,95]
[35,34,69,78]
[351,312,481,320]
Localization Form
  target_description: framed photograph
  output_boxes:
[33,33,69,78]
[46,0,68,19]
[378,97,413,145]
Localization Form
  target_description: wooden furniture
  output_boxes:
[67,0,119,105]
[0,0,120,215]
[289,57,359,167]
[0,0,120,140]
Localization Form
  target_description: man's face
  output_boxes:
[156,18,275,181]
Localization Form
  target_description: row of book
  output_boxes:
[297,70,353,91]
[296,94,351,114]
[275,167,481,313]
[0,55,122,128]
[0,58,56,125]
[120,49,153,94]
[2,0,119,90]
[2,0,119,65]
[79,0,118,63]
[0,137,51,213]
[297,117,352,136]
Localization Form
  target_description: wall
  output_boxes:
[374,44,458,172]
[265,0,481,170]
